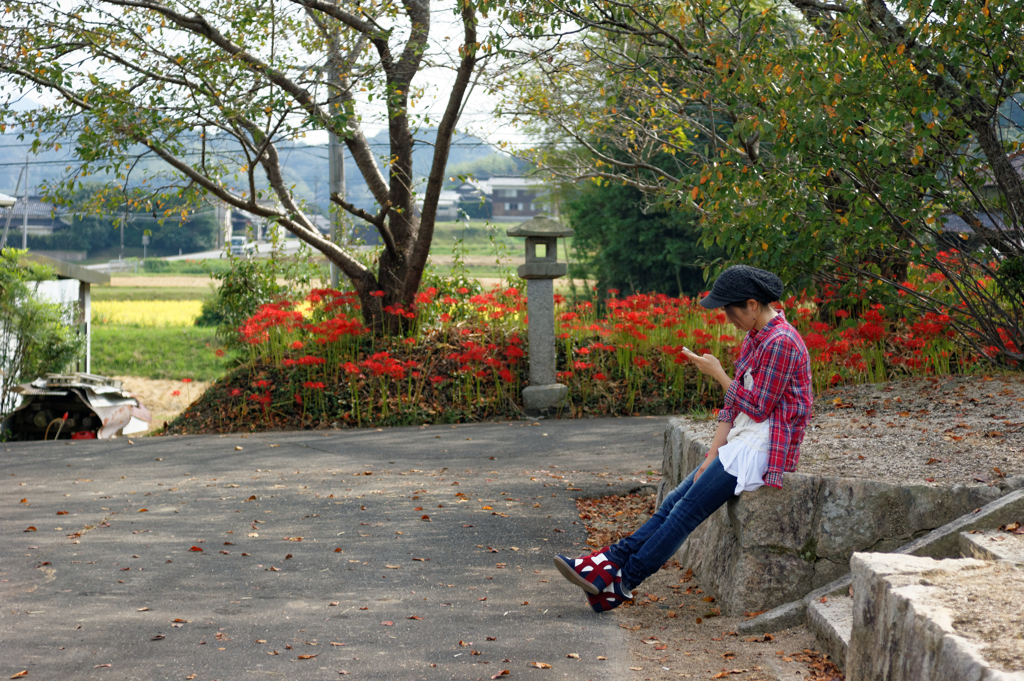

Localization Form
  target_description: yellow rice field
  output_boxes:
[92,300,204,327]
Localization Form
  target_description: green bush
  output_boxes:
[0,250,86,413]
[197,254,320,343]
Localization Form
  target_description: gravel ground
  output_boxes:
[683,373,1024,488]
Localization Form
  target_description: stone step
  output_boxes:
[960,530,1024,563]
[846,553,1024,681]
[806,594,853,671]
[738,487,1024,635]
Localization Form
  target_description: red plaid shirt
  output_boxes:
[717,311,812,488]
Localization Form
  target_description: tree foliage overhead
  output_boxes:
[501,0,1024,363]
[0,0,526,328]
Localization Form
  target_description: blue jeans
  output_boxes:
[605,457,738,589]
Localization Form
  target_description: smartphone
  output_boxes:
[682,346,693,354]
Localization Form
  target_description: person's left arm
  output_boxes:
[721,335,802,423]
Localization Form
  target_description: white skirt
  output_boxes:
[718,368,770,495]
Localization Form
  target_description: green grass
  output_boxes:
[92,286,214,302]
[91,325,237,381]
[429,220,574,258]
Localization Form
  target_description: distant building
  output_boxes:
[486,176,550,222]
[0,195,71,237]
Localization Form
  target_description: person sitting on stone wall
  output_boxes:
[554,264,813,612]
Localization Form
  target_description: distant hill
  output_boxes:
[0,127,517,214]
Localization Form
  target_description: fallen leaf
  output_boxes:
[742,610,766,618]
[256,639,266,644]
[926,458,942,465]
[330,642,345,646]
[172,619,190,623]
[491,671,510,679]
[151,634,165,641]
[189,546,203,552]
[629,667,643,671]
[137,607,149,612]
[94,664,112,668]
[386,565,400,569]
[381,621,394,626]
[268,650,279,655]
[11,671,28,678]
[711,671,749,679]
[566,653,579,659]
[407,615,423,620]
[329,602,339,607]
[529,662,552,669]
[297,654,318,660]
[421,515,431,521]
[23,527,36,532]
[56,511,68,515]
[138,508,148,513]
[596,656,607,660]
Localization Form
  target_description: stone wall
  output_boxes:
[661,418,1005,615]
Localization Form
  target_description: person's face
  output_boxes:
[723,299,759,332]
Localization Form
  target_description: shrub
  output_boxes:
[0,250,86,412]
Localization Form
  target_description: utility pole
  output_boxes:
[1,165,24,250]
[21,155,29,249]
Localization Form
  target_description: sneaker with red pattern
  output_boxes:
[553,547,618,595]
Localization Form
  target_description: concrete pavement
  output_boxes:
[2,417,668,680]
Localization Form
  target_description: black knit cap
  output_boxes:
[699,265,784,309]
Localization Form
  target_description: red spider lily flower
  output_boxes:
[632,357,650,368]
[457,287,469,295]
[342,362,361,376]
[503,287,519,297]
[403,337,416,345]
[507,335,523,345]
[556,371,573,379]
[254,380,272,389]
[474,369,488,378]
[553,294,566,304]
[291,340,304,350]
[439,313,451,323]
[719,334,735,342]
[674,329,688,339]
[430,376,447,385]
[182,378,193,384]
[370,290,386,297]
[594,372,607,380]
[498,368,514,382]
[834,309,850,319]
[576,347,590,355]
[303,381,326,390]
[215,348,225,357]
[294,393,303,405]
[229,388,243,397]
[171,390,180,396]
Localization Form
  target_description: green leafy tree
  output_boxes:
[0,0,529,331]
[0,250,86,413]
[565,180,719,297]
[501,0,1024,364]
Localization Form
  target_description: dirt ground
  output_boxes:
[112,375,212,431]
[577,493,845,681]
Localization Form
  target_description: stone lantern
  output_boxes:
[506,215,575,416]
